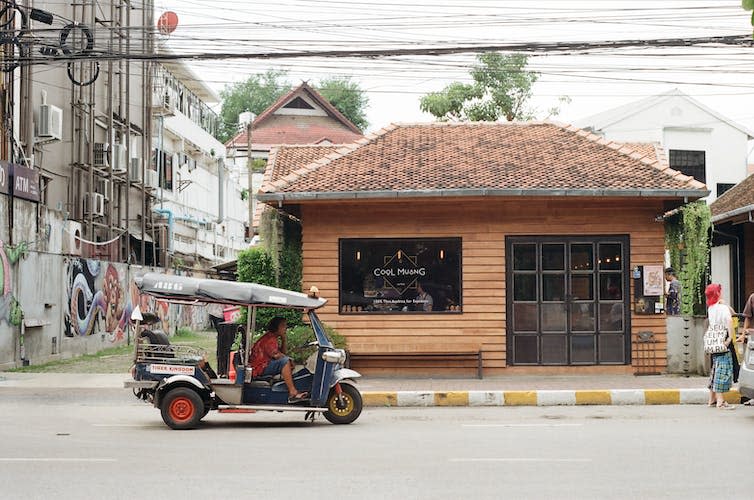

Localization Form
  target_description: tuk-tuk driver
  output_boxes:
[249,317,308,402]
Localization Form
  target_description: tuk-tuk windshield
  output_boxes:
[308,310,333,348]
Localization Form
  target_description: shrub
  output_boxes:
[285,324,348,365]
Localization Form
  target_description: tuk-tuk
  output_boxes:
[124,272,363,430]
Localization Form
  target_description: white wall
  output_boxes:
[587,94,750,202]
[154,102,249,264]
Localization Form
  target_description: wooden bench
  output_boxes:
[347,343,483,379]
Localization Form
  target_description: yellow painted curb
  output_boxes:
[362,392,397,407]
[575,390,612,405]
[644,390,680,405]
[434,391,469,406]
[504,391,537,406]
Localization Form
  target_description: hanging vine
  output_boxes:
[665,200,711,316]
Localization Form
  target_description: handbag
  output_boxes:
[703,324,728,354]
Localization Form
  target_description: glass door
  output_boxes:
[507,237,629,366]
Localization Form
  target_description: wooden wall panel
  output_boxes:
[299,198,669,375]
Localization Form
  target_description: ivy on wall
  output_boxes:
[237,209,304,332]
[665,200,711,316]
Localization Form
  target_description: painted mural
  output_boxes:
[64,259,206,342]
[0,240,27,326]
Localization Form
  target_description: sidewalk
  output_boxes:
[0,372,740,406]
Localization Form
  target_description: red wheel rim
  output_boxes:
[169,397,195,423]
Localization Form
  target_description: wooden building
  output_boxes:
[711,173,754,309]
[258,122,708,376]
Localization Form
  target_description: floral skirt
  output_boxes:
[708,351,733,393]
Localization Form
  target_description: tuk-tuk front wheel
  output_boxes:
[160,387,204,430]
[324,383,362,424]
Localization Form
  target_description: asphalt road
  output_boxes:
[1,388,752,500]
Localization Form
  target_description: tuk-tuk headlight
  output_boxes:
[322,349,346,365]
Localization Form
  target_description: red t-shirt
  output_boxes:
[249,332,280,376]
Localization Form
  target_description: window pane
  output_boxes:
[599,334,625,363]
[541,303,566,332]
[514,274,537,301]
[571,335,596,364]
[599,303,624,332]
[542,274,565,302]
[570,244,593,271]
[513,244,536,271]
[514,336,538,364]
[513,303,538,332]
[571,275,594,301]
[571,303,595,332]
[599,243,622,270]
[542,244,565,271]
[542,336,567,364]
[599,274,623,300]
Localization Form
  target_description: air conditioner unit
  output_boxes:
[145,169,159,188]
[129,158,142,183]
[62,220,83,256]
[37,104,63,141]
[83,192,105,217]
[94,142,109,168]
[97,179,111,200]
[112,144,127,172]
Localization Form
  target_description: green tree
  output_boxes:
[218,70,290,143]
[316,76,369,131]
[743,0,754,28]
[420,52,539,122]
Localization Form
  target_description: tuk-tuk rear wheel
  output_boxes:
[160,387,204,430]
[324,384,362,424]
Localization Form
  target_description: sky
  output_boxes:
[153,0,754,137]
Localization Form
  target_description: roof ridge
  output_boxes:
[260,124,399,194]
[553,123,706,192]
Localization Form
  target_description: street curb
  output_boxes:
[362,389,741,407]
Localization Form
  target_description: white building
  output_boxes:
[151,60,249,269]
[576,89,753,203]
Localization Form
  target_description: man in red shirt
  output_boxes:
[249,317,307,402]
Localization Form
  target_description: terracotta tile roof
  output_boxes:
[710,173,754,221]
[259,122,707,199]
[252,145,343,229]
[231,125,362,151]
[225,82,363,148]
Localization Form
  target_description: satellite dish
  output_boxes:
[157,11,179,35]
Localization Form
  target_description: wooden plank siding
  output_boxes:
[299,198,669,375]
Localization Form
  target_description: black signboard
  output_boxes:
[339,238,462,314]
[9,163,40,202]
[0,161,8,195]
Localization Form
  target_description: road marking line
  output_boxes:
[461,423,583,428]
[92,424,149,427]
[450,458,592,463]
[0,458,117,463]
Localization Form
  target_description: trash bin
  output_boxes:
[215,322,242,377]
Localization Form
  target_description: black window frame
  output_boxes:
[669,149,706,184]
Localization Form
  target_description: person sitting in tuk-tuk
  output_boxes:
[249,317,308,402]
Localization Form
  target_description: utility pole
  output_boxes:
[246,119,253,239]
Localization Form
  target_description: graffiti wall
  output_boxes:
[0,240,27,327]
[0,250,211,368]
[64,259,189,342]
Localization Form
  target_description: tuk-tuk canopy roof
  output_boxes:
[135,273,327,310]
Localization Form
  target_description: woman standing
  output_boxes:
[706,284,735,409]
